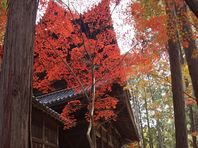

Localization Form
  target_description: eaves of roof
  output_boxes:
[35,89,81,107]
[32,98,64,123]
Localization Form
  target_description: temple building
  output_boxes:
[32,85,140,148]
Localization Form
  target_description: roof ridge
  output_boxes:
[36,89,73,99]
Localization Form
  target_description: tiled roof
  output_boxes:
[32,89,83,123]
[32,98,64,123]
[32,89,82,123]
[35,89,77,106]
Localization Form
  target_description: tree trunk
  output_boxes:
[131,88,145,148]
[176,2,197,147]
[144,92,154,148]
[147,78,164,148]
[136,97,146,148]
[176,1,198,105]
[87,65,96,148]
[157,119,164,148]
[0,0,38,148]
[189,107,198,148]
[184,0,198,18]
[165,1,188,148]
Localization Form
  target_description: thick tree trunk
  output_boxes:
[167,29,189,148]
[176,2,198,105]
[165,1,188,148]
[0,0,38,148]
[176,3,197,147]
[184,0,198,18]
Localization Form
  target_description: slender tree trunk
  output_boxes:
[87,65,96,148]
[165,1,188,148]
[184,0,198,18]
[137,97,146,148]
[189,107,198,148]
[147,75,161,148]
[131,88,145,148]
[144,93,154,148]
[176,2,198,105]
[157,119,164,148]
[148,80,164,148]
[0,0,38,148]
[194,110,198,139]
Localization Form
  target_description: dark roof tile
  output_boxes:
[32,98,64,123]
[35,89,77,106]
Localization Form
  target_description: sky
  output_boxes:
[110,0,135,54]
[37,0,135,54]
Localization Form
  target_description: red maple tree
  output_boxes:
[34,0,137,129]
[0,0,157,129]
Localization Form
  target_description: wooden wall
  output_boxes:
[32,108,59,148]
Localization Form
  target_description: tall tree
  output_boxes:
[143,88,154,148]
[0,0,38,148]
[165,0,188,147]
[175,1,198,105]
[156,119,164,148]
[176,2,198,145]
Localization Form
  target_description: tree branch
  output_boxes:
[185,0,198,18]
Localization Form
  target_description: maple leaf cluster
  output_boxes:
[34,0,129,93]
[94,96,118,121]
[60,100,82,129]
[130,1,167,70]
[34,0,135,128]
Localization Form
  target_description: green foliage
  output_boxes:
[127,55,176,147]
